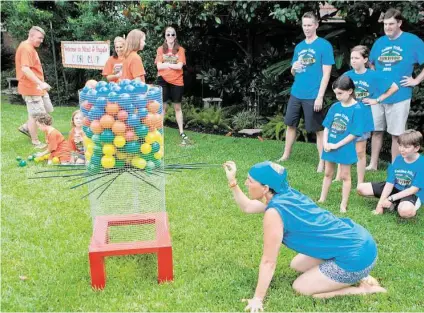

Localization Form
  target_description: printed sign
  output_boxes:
[61,41,110,69]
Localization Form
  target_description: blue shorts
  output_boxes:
[319,256,377,284]
[356,132,371,142]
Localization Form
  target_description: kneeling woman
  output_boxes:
[223,161,386,312]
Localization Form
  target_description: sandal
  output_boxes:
[18,126,30,138]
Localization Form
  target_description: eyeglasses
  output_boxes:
[166,33,176,37]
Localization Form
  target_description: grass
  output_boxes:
[1,96,423,312]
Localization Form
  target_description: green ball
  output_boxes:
[93,144,103,156]
[27,155,35,161]
[146,160,155,171]
[87,162,101,175]
[18,160,27,167]
[115,159,125,168]
[16,156,22,161]
[92,134,101,145]
[100,129,114,143]
[153,159,162,168]
[84,127,94,138]
[135,125,148,137]
[124,141,140,154]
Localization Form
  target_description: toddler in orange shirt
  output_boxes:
[33,113,72,164]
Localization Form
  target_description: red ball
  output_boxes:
[117,110,128,121]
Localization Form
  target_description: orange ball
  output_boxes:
[105,102,120,116]
[153,113,163,128]
[85,79,97,88]
[117,110,128,121]
[100,114,115,129]
[125,130,136,142]
[144,113,155,127]
[147,100,161,113]
[112,121,126,135]
[90,120,103,134]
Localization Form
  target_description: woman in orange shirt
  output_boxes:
[121,29,146,82]
[155,27,188,145]
[102,36,126,82]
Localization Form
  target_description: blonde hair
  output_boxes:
[398,129,423,148]
[29,26,45,36]
[33,113,53,126]
[71,110,82,127]
[123,29,145,58]
[113,36,126,58]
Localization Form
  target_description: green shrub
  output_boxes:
[231,110,258,131]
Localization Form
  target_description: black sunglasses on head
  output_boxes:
[166,33,176,37]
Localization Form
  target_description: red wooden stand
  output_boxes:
[88,212,173,289]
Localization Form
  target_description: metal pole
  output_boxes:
[49,20,61,106]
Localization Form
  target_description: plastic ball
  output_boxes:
[83,117,91,127]
[52,157,60,165]
[95,81,108,90]
[93,144,103,156]
[138,108,148,118]
[105,102,120,116]
[102,144,116,156]
[108,82,118,89]
[151,142,160,153]
[110,85,122,94]
[153,159,162,168]
[115,159,125,168]
[113,136,126,148]
[147,100,161,113]
[124,141,141,154]
[132,81,148,93]
[100,114,115,129]
[85,151,93,161]
[85,79,97,88]
[86,88,97,98]
[100,129,115,143]
[107,91,119,102]
[83,126,93,138]
[127,113,140,128]
[16,156,22,161]
[88,107,104,121]
[18,160,27,167]
[34,157,41,163]
[90,154,101,166]
[95,97,107,108]
[119,79,131,86]
[118,93,131,106]
[82,86,91,93]
[91,134,101,145]
[135,125,149,137]
[131,156,146,169]
[86,142,94,153]
[124,130,136,142]
[87,162,101,174]
[101,155,115,169]
[112,121,126,135]
[97,87,109,96]
[124,85,136,93]
[145,132,158,144]
[90,120,103,134]
[27,155,35,161]
[154,150,163,160]
[82,100,93,111]
[134,94,147,108]
[117,110,128,121]
[140,143,152,154]
[146,160,155,171]
[116,151,128,160]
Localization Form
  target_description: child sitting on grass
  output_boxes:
[33,113,72,164]
[68,110,85,164]
[357,130,423,218]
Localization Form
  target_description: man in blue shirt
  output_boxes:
[279,12,334,173]
[367,8,424,170]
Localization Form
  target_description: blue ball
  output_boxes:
[96,81,108,90]
[139,108,148,118]
[95,97,107,108]
[151,142,160,153]
[135,125,149,137]
[97,86,109,96]
[100,129,115,143]
[119,79,131,87]
[80,106,89,116]
[83,126,93,138]
[132,81,148,93]
[90,154,101,165]
[127,113,141,128]
[107,91,119,102]
[134,94,147,108]
[118,93,131,106]
[124,85,136,93]
[88,107,104,121]
[124,141,141,154]
[146,87,161,101]
[110,85,122,94]
[108,82,118,89]
[82,86,91,93]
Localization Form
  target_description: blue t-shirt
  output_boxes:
[344,69,393,132]
[387,154,424,202]
[370,32,424,104]
[321,101,365,164]
[291,37,335,99]
[267,188,377,272]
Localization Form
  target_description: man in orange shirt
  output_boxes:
[15,26,53,149]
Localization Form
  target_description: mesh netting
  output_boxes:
[79,79,165,242]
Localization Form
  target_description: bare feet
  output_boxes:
[365,164,377,171]
[340,205,347,213]
[317,198,325,204]
[317,160,325,173]
[276,156,288,163]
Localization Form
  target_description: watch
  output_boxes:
[388,196,394,202]
[376,97,381,104]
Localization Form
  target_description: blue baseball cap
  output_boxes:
[248,161,289,193]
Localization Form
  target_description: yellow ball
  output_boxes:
[140,143,152,154]
[83,136,92,146]
[86,142,94,152]
[145,132,157,144]
[34,157,41,163]
[154,151,163,160]
[85,151,93,161]
[116,151,127,160]
[43,153,51,160]
[102,144,116,156]
[113,135,126,148]
[131,156,146,169]
[52,157,60,164]
[101,155,115,168]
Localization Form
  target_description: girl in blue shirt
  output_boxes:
[334,46,399,185]
[223,161,385,312]
[319,76,366,212]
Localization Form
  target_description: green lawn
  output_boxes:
[1,96,423,312]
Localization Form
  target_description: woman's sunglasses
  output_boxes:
[166,33,176,37]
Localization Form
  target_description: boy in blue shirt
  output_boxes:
[279,11,334,173]
[357,130,424,218]
[368,8,424,169]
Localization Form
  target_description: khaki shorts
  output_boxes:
[371,99,410,136]
[23,93,54,115]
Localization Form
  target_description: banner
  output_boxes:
[61,41,110,70]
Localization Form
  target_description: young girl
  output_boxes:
[155,26,189,145]
[121,29,146,82]
[34,113,72,164]
[68,110,85,164]
[334,45,399,184]
[318,76,366,212]
[102,36,125,82]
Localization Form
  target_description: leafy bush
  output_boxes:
[261,114,286,141]
[1,69,16,89]
[185,107,231,131]
[231,110,258,131]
